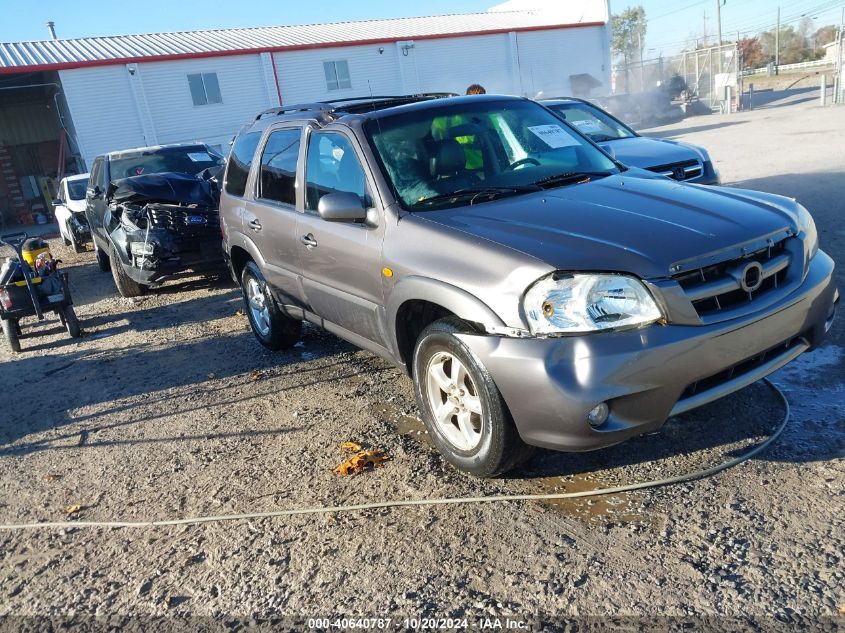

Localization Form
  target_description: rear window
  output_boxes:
[110,146,223,180]
[225,132,262,197]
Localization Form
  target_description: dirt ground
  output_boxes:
[0,96,843,631]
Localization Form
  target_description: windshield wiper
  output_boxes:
[532,171,611,189]
[412,185,540,208]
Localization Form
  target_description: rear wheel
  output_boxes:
[241,261,301,350]
[109,245,146,298]
[60,305,81,338]
[95,247,110,272]
[2,318,21,353]
[413,317,533,477]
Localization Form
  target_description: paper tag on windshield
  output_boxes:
[187,152,210,162]
[572,120,603,134]
[527,125,580,149]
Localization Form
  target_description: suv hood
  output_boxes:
[604,136,704,169]
[418,174,797,279]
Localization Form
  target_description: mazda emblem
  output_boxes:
[739,261,764,293]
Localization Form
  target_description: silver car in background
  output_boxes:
[542,97,720,185]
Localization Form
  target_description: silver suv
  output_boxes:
[220,94,838,477]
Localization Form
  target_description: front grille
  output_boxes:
[674,239,792,318]
[147,205,219,235]
[679,333,807,401]
[647,159,703,181]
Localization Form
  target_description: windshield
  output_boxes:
[545,102,636,143]
[109,146,224,181]
[66,178,89,200]
[366,99,619,211]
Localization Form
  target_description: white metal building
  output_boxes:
[0,0,610,186]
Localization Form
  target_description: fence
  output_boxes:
[742,58,834,76]
[615,43,739,112]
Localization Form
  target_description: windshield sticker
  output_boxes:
[571,120,604,134]
[527,125,580,149]
[187,152,211,162]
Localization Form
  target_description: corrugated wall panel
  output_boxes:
[138,54,274,146]
[274,44,403,105]
[413,33,515,95]
[58,66,147,168]
[513,26,610,97]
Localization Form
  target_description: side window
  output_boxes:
[305,132,368,213]
[225,131,261,197]
[323,61,351,91]
[258,128,301,206]
[188,73,222,106]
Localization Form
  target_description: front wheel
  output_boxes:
[412,317,533,477]
[2,318,21,353]
[109,245,146,298]
[95,247,111,272]
[240,261,301,350]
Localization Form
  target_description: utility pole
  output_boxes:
[703,10,708,47]
[637,31,645,91]
[775,6,780,75]
[715,0,723,46]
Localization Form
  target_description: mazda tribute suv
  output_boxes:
[220,94,838,477]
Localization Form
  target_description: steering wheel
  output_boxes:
[507,157,541,171]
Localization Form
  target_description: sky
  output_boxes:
[0,0,843,57]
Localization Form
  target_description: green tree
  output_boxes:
[612,5,647,88]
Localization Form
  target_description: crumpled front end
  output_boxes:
[106,172,225,284]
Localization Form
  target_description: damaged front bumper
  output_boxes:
[458,250,837,452]
[109,203,225,284]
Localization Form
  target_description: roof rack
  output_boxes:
[254,93,458,121]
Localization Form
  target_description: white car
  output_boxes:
[53,173,90,253]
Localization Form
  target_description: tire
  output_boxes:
[240,261,301,350]
[109,245,146,298]
[2,318,21,353]
[412,317,534,477]
[70,233,85,254]
[95,247,111,272]
[62,234,71,247]
[61,305,81,338]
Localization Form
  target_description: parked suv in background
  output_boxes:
[53,173,90,253]
[220,94,837,477]
[86,143,225,297]
[542,97,720,185]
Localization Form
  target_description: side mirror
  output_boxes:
[317,192,367,223]
[599,144,616,159]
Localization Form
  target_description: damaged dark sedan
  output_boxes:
[85,143,226,297]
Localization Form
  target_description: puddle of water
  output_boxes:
[372,402,434,447]
[526,473,645,525]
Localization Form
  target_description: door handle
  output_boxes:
[248,218,262,231]
[299,233,318,248]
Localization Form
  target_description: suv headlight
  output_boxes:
[796,204,818,261]
[524,273,663,335]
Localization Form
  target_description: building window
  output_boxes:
[323,61,351,91]
[187,73,222,106]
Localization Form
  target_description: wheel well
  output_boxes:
[395,300,457,376]
[229,246,252,284]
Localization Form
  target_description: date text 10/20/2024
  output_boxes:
[306,618,529,630]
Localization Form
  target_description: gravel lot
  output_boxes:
[1,96,843,630]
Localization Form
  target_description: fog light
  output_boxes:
[130,242,155,257]
[587,403,609,428]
